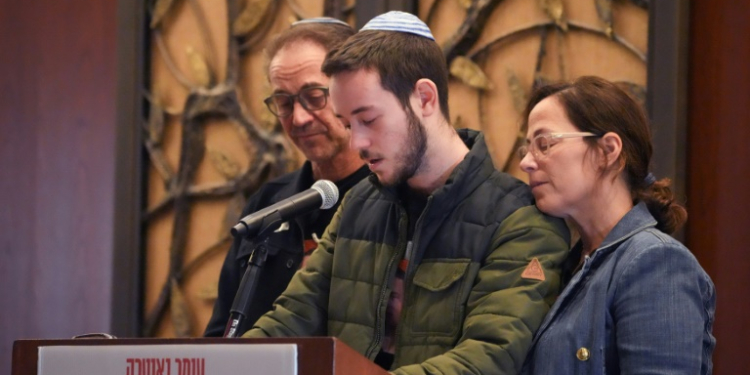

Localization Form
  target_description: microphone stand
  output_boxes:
[223,224,282,338]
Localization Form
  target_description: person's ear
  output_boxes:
[414,79,439,117]
[599,132,623,170]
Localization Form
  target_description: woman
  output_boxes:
[518,76,715,374]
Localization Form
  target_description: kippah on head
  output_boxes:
[359,11,435,41]
[292,17,350,27]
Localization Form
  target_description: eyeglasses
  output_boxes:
[264,86,329,118]
[518,132,599,159]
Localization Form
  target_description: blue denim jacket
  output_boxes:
[521,202,716,374]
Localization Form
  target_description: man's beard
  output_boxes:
[381,108,428,186]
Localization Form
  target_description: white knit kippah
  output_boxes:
[360,11,435,41]
[292,17,350,27]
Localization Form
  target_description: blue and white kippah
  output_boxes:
[292,17,350,27]
[360,11,435,41]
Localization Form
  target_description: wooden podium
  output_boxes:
[12,337,390,375]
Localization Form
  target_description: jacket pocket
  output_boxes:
[407,259,475,336]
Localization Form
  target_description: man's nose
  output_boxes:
[291,99,314,126]
[349,127,370,151]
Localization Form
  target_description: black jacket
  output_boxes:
[204,161,370,337]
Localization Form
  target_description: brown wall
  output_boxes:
[688,1,750,373]
[0,0,119,373]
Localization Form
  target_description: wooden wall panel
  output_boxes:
[142,0,348,338]
[0,0,119,372]
[688,1,750,373]
[422,0,647,176]
[0,3,37,372]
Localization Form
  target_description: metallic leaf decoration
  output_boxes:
[595,0,614,38]
[185,45,212,87]
[259,97,278,131]
[538,0,567,31]
[506,69,527,114]
[615,81,647,109]
[147,96,166,146]
[150,0,178,29]
[532,72,555,91]
[221,191,247,239]
[197,282,219,302]
[450,56,493,90]
[208,148,241,180]
[516,130,526,144]
[232,0,273,37]
[629,0,649,10]
[452,115,464,129]
[170,278,192,337]
[457,0,474,10]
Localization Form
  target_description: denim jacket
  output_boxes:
[521,202,716,375]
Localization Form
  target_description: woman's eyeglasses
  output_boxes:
[518,132,599,159]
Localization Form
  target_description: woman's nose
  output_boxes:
[519,151,537,173]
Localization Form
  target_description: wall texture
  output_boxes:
[0,0,119,372]
[688,0,750,373]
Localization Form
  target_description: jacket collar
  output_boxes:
[594,201,657,253]
[370,129,493,208]
[528,202,658,351]
[433,128,494,204]
[560,202,658,285]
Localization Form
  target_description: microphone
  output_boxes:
[231,179,339,239]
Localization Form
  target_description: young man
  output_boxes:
[243,12,570,374]
[204,18,369,337]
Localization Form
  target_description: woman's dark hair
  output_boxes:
[522,76,687,234]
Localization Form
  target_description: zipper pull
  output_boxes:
[398,241,414,275]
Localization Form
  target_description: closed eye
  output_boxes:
[361,117,377,126]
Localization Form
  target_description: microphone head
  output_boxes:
[311,179,339,209]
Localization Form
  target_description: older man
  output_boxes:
[204,18,369,337]
[243,12,570,375]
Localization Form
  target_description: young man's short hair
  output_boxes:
[322,30,450,121]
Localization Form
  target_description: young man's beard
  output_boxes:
[382,108,427,187]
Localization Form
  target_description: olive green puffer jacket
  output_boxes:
[245,129,570,375]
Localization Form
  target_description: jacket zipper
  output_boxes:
[365,206,408,359]
[392,196,433,367]
[405,196,432,277]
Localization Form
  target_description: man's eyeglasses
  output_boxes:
[518,132,599,159]
[264,86,329,118]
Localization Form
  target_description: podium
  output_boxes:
[12,337,390,375]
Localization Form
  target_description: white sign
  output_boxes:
[38,344,297,375]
